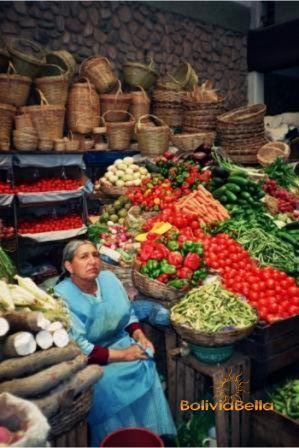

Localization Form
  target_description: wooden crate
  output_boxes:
[50,419,89,447]
[167,350,251,447]
[237,315,299,387]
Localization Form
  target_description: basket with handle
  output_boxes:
[0,102,16,144]
[153,106,182,128]
[35,65,69,106]
[171,132,215,151]
[0,62,31,107]
[257,142,290,166]
[101,81,132,122]
[67,78,100,134]
[92,117,107,145]
[15,113,34,130]
[53,138,66,152]
[153,88,184,104]
[80,55,118,94]
[103,110,135,150]
[28,89,65,140]
[129,86,150,122]
[123,58,158,90]
[65,130,80,152]
[135,114,170,156]
[7,38,45,78]
[167,62,198,91]
[46,49,77,82]
[38,138,53,152]
[13,130,38,151]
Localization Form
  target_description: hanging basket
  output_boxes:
[171,132,215,151]
[80,55,118,93]
[0,62,31,107]
[101,81,132,122]
[7,38,45,78]
[35,67,69,106]
[46,49,77,81]
[123,58,158,90]
[135,114,170,156]
[28,89,65,140]
[167,62,198,91]
[103,110,135,150]
[0,102,16,143]
[67,78,100,134]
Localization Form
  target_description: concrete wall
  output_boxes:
[0,1,248,108]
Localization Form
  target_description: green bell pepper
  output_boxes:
[167,240,180,251]
[146,259,159,271]
[140,265,149,275]
[149,268,161,279]
[192,268,208,282]
[168,279,189,289]
[160,259,177,275]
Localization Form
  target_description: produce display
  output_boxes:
[18,214,83,234]
[0,219,15,240]
[264,157,298,189]
[0,181,14,195]
[98,195,132,225]
[101,157,149,188]
[15,177,82,193]
[263,179,298,215]
[171,281,257,332]
[268,379,299,419]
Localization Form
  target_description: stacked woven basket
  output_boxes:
[217,104,268,164]
[182,82,225,133]
[153,87,184,128]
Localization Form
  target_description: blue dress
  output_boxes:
[55,270,176,447]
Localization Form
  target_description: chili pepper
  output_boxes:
[146,259,159,271]
[157,273,169,283]
[168,279,189,289]
[184,253,201,271]
[167,240,180,251]
[177,267,193,279]
[168,251,183,267]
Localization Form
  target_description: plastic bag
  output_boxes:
[0,392,50,447]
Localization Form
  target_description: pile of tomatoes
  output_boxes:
[16,178,82,193]
[127,179,183,211]
[0,181,14,194]
[18,214,83,234]
[143,205,199,231]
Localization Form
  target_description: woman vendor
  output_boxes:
[55,239,176,447]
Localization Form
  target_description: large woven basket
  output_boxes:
[100,179,127,197]
[167,62,198,91]
[101,81,132,122]
[171,132,215,151]
[153,106,183,128]
[0,64,31,107]
[217,104,266,125]
[171,320,257,347]
[129,87,150,123]
[28,89,65,140]
[80,56,118,94]
[123,58,158,90]
[257,142,290,166]
[0,103,16,143]
[15,113,33,130]
[8,38,45,78]
[49,388,93,437]
[103,110,135,151]
[67,79,100,134]
[135,114,170,156]
[132,264,184,303]
[35,73,69,106]
[46,49,77,81]
[153,89,184,104]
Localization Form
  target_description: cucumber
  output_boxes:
[212,177,226,188]
[224,183,241,193]
[240,191,251,200]
[219,194,228,203]
[228,176,249,186]
[284,221,299,231]
[225,191,238,203]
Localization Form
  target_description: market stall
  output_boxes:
[0,31,298,448]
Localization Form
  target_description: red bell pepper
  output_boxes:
[184,253,201,271]
[157,273,169,283]
[139,243,154,262]
[177,267,193,279]
[168,251,183,267]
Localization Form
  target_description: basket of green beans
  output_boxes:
[170,281,258,347]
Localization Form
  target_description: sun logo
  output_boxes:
[213,369,249,403]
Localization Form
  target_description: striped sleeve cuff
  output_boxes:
[87,345,109,365]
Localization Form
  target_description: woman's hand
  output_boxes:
[108,345,149,363]
[132,329,155,355]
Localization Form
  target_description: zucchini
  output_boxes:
[212,177,226,187]
[228,176,249,186]
[224,183,241,193]
[219,194,228,203]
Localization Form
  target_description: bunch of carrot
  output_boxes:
[175,185,229,224]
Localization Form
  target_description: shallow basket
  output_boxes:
[132,265,184,304]
[217,104,266,125]
[257,142,290,166]
[49,388,93,437]
[123,59,158,90]
[135,114,170,156]
[171,132,215,151]
[100,179,127,197]
[46,49,77,81]
[8,38,45,78]
[171,320,257,347]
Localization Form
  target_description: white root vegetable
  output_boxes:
[53,329,69,348]
[3,332,37,357]
[0,317,9,337]
[35,330,54,350]
[9,285,35,306]
[48,321,63,333]
[4,311,50,332]
[0,280,15,311]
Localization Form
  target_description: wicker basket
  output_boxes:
[0,64,31,107]
[101,81,132,122]
[28,89,65,140]
[103,110,135,150]
[0,103,16,143]
[46,49,77,81]
[65,131,80,151]
[15,113,34,130]
[80,56,118,94]
[7,38,45,78]
[35,73,69,105]
[67,79,100,134]
[100,179,127,197]
[13,133,38,151]
[54,138,66,152]
[153,107,183,128]
[167,62,198,91]
[135,114,170,156]
[218,104,266,124]
[257,142,290,166]
[49,388,93,437]
[39,138,53,151]
[171,132,215,151]
[123,58,158,90]
[130,87,150,123]
[171,320,257,347]
[153,89,184,104]
[132,265,183,303]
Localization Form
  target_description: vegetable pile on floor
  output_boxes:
[267,379,299,419]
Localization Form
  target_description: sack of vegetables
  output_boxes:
[170,281,258,347]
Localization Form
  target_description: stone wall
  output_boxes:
[0,1,248,108]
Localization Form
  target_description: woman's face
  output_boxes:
[65,243,101,281]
